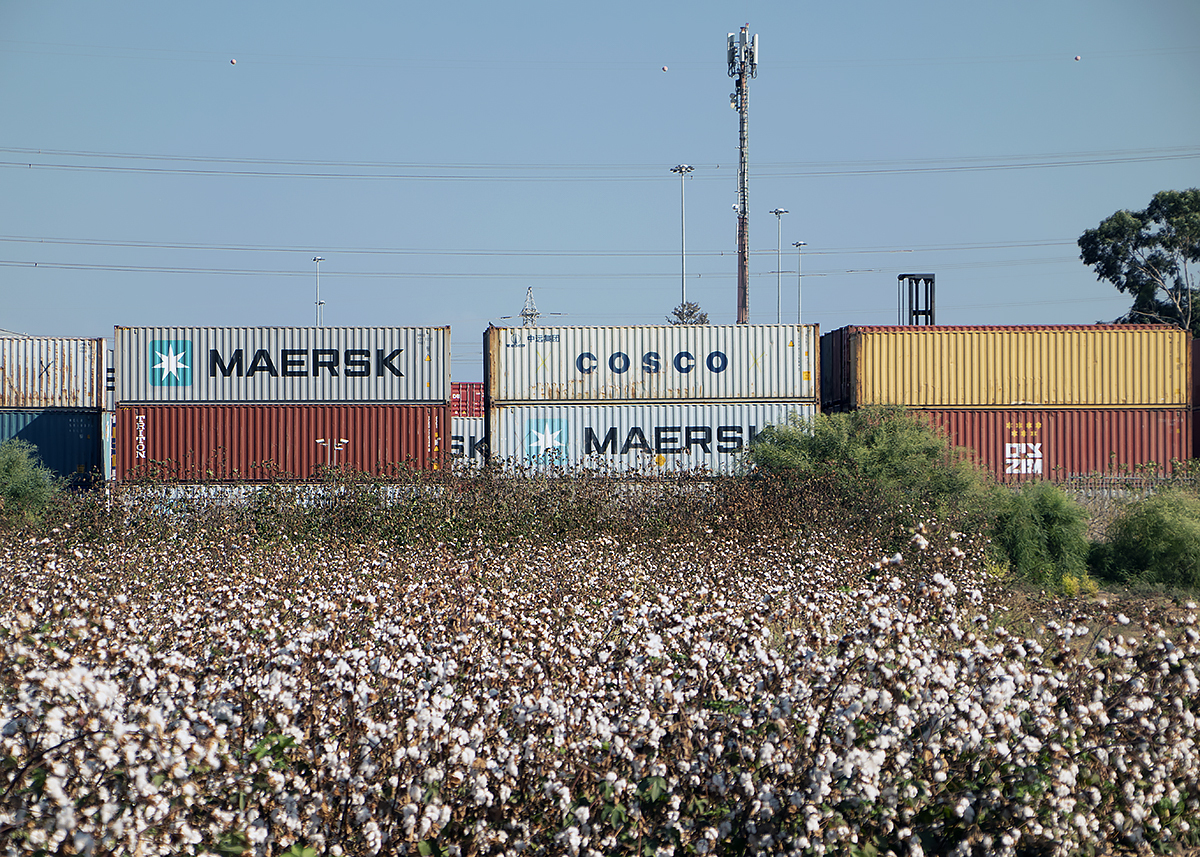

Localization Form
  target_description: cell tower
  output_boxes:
[728,25,758,324]
[520,286,540,326]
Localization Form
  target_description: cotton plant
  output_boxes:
[0,525,1197,856]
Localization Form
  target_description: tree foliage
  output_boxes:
[748,406,993,516]
[666,301,709,325]
[1078,189,1200,334]
[0,438,60,523]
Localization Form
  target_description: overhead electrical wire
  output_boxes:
[0,233,1076,258]
[1,145,1196,181]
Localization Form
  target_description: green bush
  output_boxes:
[991,480,1090,587]
[748,406,994,520]
[0,438,61,523]
[1094,488,1200,589]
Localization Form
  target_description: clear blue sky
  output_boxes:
[2,1,1197,380]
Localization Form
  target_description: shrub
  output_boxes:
[748,405,994,527]
[0,438,60,523]
[1095,488,1200,589]
[990,481,1091,588]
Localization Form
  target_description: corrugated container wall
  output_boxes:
[488,402,813,474]
[0,337,106,409]
[115,404,448,481]
[451,382,485,417]
[822,325,1189,410]
[919,408,1192,482]
[115,327,449,404]
[451,417,486,466]
[0,410,103,482]
[485,325,818,403]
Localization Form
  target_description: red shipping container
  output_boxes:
[116,404,448,481]
[917,408,1192,483]
[451,381,484,417]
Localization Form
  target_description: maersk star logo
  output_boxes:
[525,419,568,464]
[149,340,193,386]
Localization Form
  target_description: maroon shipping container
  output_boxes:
[917,408,1192,483]
[451,381,484,417]
[116,404,448,481]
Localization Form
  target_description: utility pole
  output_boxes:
[670,165,693,307]
[728,25,758,324]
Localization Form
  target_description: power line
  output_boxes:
[0,233,1078,257]
[1,145,1195,181]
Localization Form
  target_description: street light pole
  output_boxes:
[769,209,787,323]
[670,165,693,307]
[793,241,807,324]
[313,256,325,326]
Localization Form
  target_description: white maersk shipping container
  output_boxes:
[115,327,449,404]
[485,325,817,403]
[451,417,486,466]
[489,402,815,474]
[0,337,107,409]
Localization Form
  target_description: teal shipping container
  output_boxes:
[0,410,103,483]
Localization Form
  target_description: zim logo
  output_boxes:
[149,340,192,387]
[525,418,568,464]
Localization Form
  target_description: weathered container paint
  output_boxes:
[115,404,448,481]
[451,382,485,417]
[115,327,449,404]
[487,402,814,473]
[822,325,1190,410]
[451,417,486,466]
[0,337,106,409]
[0,409,103,481]
[916,408,1192,482]
[485,324,818,403]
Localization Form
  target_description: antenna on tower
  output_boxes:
[520,287,540,326]
[728,24,758,324]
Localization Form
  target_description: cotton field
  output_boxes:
[1,519,1198,857]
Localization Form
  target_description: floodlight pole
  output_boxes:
[793,241,807,324]
[670,165,694,307]
[313,256,325,326]
[770,209,787,323]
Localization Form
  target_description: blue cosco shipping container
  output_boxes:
[0,410,103,482]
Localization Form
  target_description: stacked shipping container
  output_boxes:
[0,337,107,482]
[113,327,450,481]
[450,382,486,467]
[821,325,1192,481]
[483,324,819,473]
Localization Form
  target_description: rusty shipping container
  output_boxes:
[115,404,448,481]
[0,337,107,409]
[451,381,485,417]
[917,408,1192,483]
[115,327,449,404]
[488,401,814,474]
[485,324,818,403]
[822,325,1190,411]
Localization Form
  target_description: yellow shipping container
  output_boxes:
[824,325,1190,409]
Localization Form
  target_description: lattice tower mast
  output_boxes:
[728,25,758,324]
